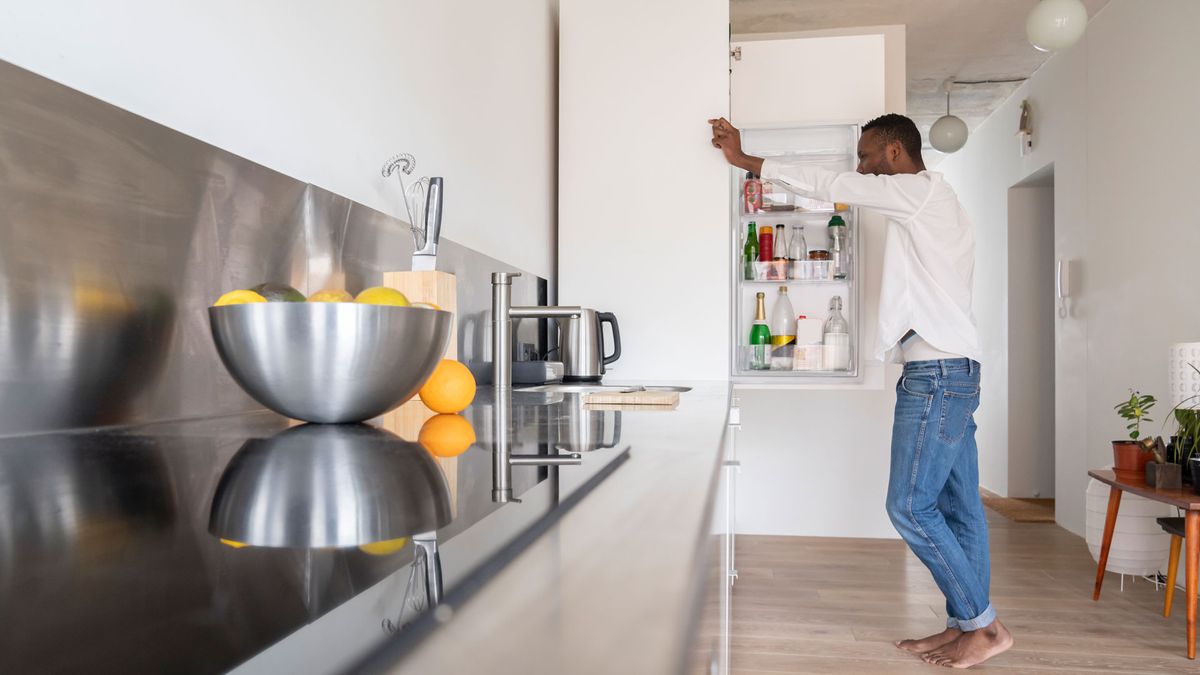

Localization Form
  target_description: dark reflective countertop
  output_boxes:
[0,388,630,674]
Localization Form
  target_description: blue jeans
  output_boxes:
[886,358,995,632]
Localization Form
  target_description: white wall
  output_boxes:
[1007,184,1055,498]
[558,0,730,381]
[0,0,558,280]
[936,0,1200,534]
[729,27,906,538]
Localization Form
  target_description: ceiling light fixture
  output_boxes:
[1026,0,1089,52]
[929,80,968,154]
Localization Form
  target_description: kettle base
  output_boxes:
[562,374,603,383]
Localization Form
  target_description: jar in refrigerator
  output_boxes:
[743,172,763,213]
[758,226,774,264]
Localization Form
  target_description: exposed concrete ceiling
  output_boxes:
[732,0,1109,154]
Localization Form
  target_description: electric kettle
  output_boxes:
[559,309,620,382]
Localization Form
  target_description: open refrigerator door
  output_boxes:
[730,123,862,383]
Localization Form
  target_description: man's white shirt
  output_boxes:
[760,159,982,364]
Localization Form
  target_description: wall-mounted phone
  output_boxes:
[1056,258,1075,318]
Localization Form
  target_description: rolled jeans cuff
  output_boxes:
[955,603,996,632]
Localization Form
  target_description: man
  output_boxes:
[709,114,1013,669]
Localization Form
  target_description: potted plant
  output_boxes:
[1171,408,1200,484]
[1113,390,1156,473]
[1163,364,1200,491]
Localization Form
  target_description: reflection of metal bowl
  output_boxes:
[208,423,452,548]
[208,303,451,423]
[0,283,175,432]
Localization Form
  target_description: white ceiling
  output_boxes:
[732,0,1110,152]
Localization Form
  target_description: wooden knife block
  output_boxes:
[382,270,458,360]
[380,269,460,515]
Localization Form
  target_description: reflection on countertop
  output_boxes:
[0,384,640,675]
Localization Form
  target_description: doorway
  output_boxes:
[1008,166,1056,498]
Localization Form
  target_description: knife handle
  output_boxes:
[415,177,443,258]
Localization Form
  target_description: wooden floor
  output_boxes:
[731,509,1195,674]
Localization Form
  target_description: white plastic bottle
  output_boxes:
[770,286,797,368]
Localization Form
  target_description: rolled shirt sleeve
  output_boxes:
[760,158,934,223]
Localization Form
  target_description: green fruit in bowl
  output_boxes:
[250,282,306,302]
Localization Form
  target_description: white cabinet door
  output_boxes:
[731,35,885,127]
[559,0,730,381]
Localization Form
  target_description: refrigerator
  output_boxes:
[730,123,862,383]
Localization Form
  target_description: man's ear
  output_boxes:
[888,140,904,163]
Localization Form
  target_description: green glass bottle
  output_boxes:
[743,220,759,280]
[748,291,772,370]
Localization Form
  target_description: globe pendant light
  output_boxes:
[1026,0,1088,52]
[930,84,968,154]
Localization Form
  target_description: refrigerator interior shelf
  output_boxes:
[741,278,849,286]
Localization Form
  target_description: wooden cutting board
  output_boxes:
[583,390,680,407]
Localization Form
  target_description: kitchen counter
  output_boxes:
[0,382,732,674]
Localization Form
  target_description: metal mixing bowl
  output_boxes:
[208,302,452,423]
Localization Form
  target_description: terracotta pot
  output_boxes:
[1113,440,1151,473]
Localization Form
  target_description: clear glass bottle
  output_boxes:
[823,295,850,371]
[787,225,807,280]
[828,215,849,279]
[748,292,771,370]
[773,224,787,261]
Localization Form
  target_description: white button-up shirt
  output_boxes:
[760,160,981,364]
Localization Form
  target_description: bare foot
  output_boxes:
[922,620,1013,669]
[894,626,961,654]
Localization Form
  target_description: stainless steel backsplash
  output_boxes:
[0,60,544,436]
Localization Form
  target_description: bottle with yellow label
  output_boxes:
[769,286,797,368]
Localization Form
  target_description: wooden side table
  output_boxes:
[1089,469,1200,659]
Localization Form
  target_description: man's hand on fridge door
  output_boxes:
[708,117,764,176]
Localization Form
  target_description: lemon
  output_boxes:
[308,289,355,303]
[355,286,410,306]
[418,360,477,414]
[219,538,249,549]
[213,290,267,307]
[359,537,409,556]
[419,414,477,458]
[411,302,442,310]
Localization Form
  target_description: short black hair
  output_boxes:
[863,114,923,161]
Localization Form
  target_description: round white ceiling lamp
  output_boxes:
[1026,0,1089,52]
[930,80,968,154]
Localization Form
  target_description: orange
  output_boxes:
[418,360,476,413]
[418,414,476,458]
